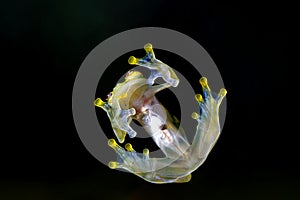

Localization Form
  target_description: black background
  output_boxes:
[1,1,297,199]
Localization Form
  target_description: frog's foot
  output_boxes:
[94,97,111,112]
[107,139,152,173]
[128,43,179,87]
[189,77,227,159]
[107,139,191,184]
[95,97,137,142]
[115,108,137,139]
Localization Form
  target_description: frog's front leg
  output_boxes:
[152,82,172,93]
[147,69,162,86]
[112,107,137,139]
[94,97,137,143]
[128,43,179,87]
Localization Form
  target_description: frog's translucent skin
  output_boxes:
[94,43,227,184]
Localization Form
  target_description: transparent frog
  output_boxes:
[94,43,227,184]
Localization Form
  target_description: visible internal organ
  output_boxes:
[94,43,227,184]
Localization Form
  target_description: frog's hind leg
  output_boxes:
[189,77,227,160]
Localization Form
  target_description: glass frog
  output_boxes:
[94,43,227,184]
